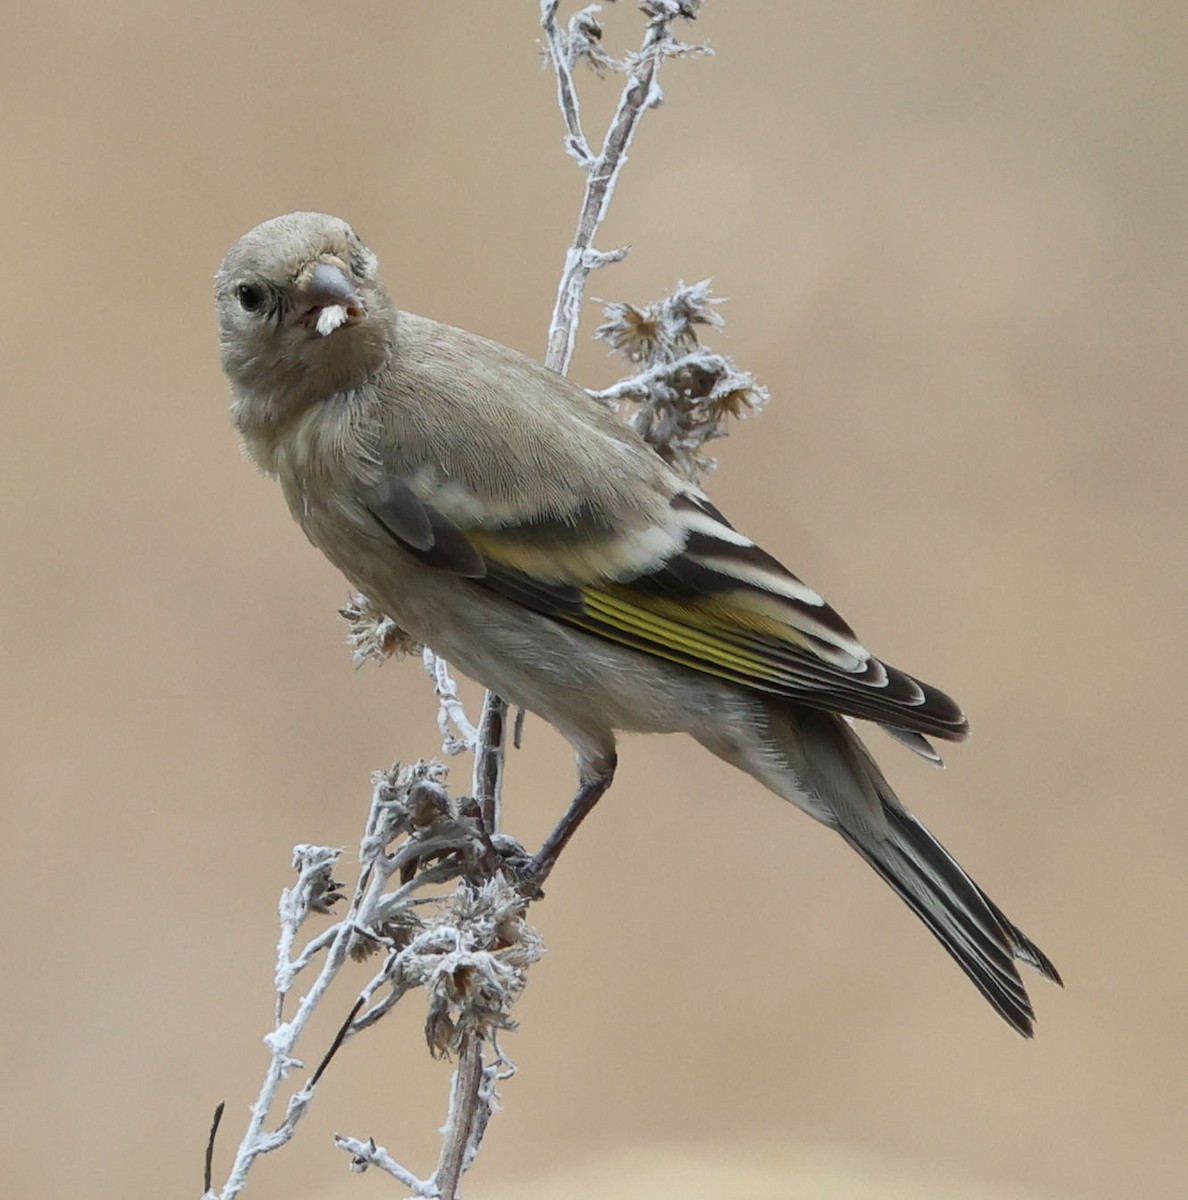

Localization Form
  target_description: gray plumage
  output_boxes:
[216,212,1060,1035]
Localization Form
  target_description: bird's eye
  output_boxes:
[236,283,265,313]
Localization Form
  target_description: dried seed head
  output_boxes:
[340,594,422,666]
[594,282,769,481]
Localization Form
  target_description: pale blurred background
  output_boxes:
[2,3,1185,1197]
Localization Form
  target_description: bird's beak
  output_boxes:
[294,258,366,337]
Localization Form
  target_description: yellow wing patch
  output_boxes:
[575,587,807,692]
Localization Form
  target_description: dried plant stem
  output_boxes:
[217,845,384,1197]
[471,692,507,834]
[207,7,714,1198]
[334,1135,433,1193]
[544,0,675,376]
[429,6,702,1194]
[435,1037,485,1198]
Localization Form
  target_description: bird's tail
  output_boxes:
[710,703,1061,1036]
[834,781,1062,1037]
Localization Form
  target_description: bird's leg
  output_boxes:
[529,756,617,885]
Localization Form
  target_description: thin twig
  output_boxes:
[471,693,507,835]
[335,1135,435,1194]
[544,0,700,374]
[310,996,367,1088]
[434,1036,485,1200]
[541,0,594,166]
[204,1102,225,1195]
[424,649,479,756]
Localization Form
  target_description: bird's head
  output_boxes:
[216,212,396,425]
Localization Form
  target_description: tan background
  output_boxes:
[3,3,1185,1197]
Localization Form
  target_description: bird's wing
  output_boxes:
[360,476,969,747]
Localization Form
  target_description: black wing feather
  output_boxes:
[361,478,487,578]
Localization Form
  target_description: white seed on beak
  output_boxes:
[315,304,350,337]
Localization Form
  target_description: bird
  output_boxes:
[215,211,1060,1036]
